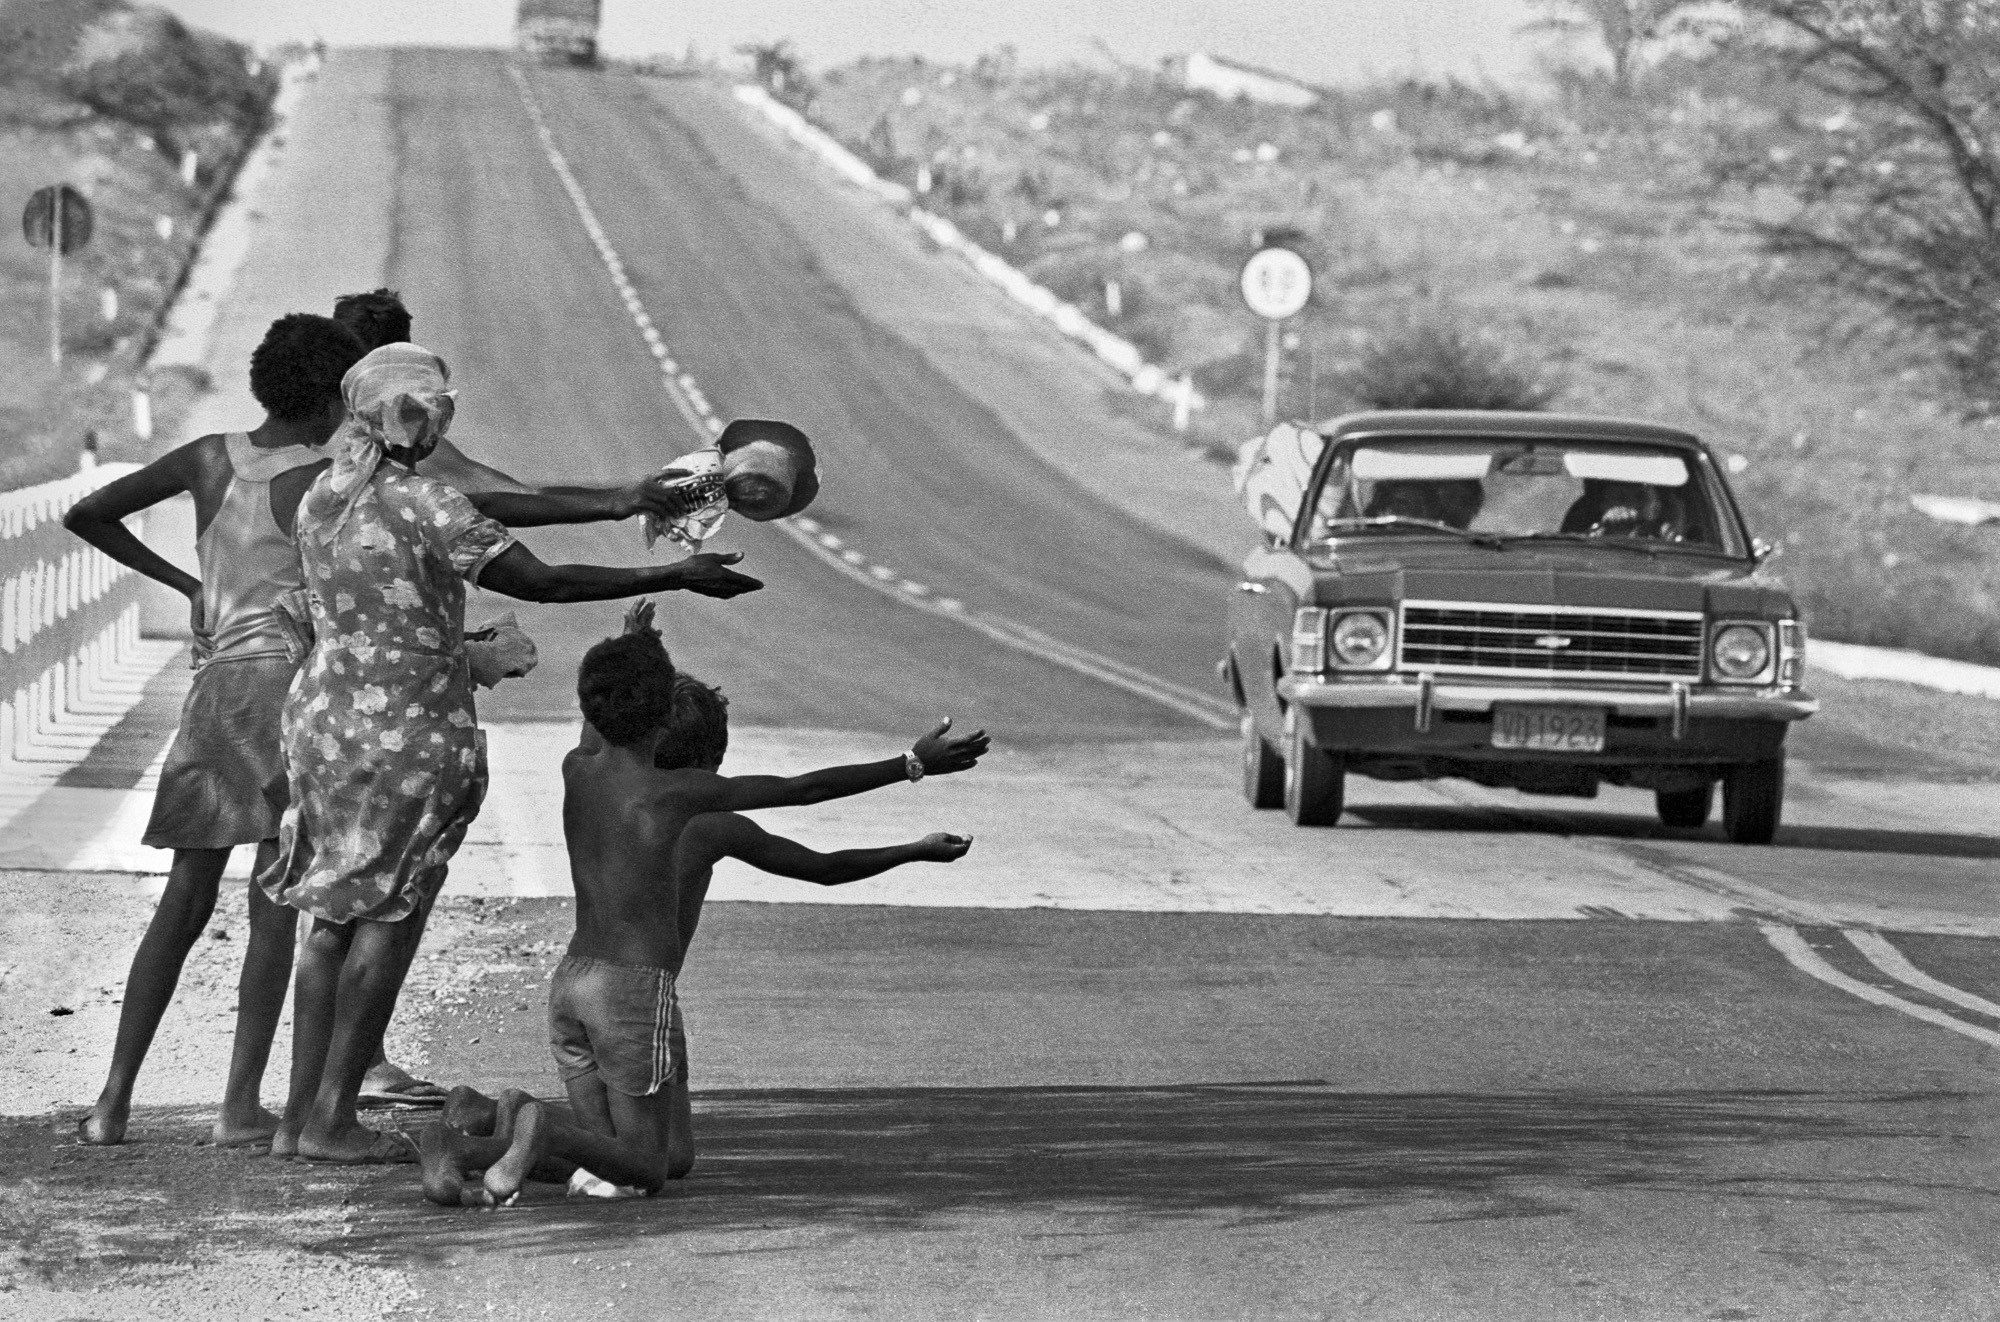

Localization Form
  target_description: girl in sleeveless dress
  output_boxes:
[64,314,365,1147]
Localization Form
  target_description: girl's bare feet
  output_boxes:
[77,1101,128,1146]
[481,1100,547,1206]
[211,1105,282,1147]
[297,1121,417,1164]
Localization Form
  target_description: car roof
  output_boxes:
[1316,410,1705,449]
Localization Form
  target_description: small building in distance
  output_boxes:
[515,0,601,66]
[1164,52,1320,110]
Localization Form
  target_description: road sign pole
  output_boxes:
[48,198,62,369]
[1261,318,1280,425]
[1240,246,1312,427]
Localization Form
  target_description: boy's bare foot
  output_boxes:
[270,1125,300,1159]
[209,1106,281,1147]
[443,1085,499,1136]
[418,1122,480,1206]
[481,1100,547,1206]
[77,1102,128,1146]
[490,1088,539,1144]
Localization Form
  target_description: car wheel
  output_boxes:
[1284,717,1345,827]
[1722,758,1784,845]
[1656,783,1714,829]
[1241,714,1284,809]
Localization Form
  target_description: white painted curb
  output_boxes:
[732,83,1204,412]
[1812,639,2000,702]
[147,60,316,372]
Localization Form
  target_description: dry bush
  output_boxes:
[1343,319,1563,411]
[60,6,269,134]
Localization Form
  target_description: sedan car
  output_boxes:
[1224,410,1816,841]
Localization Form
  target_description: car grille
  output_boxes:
[1399,602,1704,679]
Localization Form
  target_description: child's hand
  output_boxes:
[913,718,989,775]
[622,599,658,637]
[915,832,973,862]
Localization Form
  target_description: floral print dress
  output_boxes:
[258,462,515,924]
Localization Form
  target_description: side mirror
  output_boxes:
[1752,537,1781,564]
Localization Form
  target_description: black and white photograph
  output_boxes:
[1,0,1996,1316]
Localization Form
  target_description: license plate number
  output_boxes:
[1491,704,1605,753]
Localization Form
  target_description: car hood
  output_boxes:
[1305,540,1796,618]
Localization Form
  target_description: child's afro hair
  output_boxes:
[655,672,730,771]
[577,626,677,748]
[331,287,413,353]
[248,314,366,421]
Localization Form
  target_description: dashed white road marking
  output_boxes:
[505,65,1238,733]
[1761,924,2000,1049]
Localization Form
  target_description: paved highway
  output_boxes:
[385,49,1233,740]
[6,48,1997,1321]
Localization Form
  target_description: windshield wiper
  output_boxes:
[1501,532,1672,557]
[1321,515,1508,550]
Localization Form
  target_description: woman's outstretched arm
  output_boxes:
[475,543,762,604]
[422,436,695,529]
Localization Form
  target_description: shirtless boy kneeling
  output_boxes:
[419,604,985,1205]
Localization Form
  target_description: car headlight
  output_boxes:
[1330,610,1391,670]
[1711,622,1772,682]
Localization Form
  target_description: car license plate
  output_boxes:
[1491,704,1606,753]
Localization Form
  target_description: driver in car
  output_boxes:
[1561,480,1685,542]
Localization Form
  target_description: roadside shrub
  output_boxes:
[60,6,269,133]
[1342,318,1562,411]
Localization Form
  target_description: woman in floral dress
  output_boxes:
[265,343,762,1163]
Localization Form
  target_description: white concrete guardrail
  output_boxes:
[732,83,1205,414]
[0,465,180,772]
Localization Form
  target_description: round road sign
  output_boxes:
[22,184,93,255]
[1239,246,1311,321]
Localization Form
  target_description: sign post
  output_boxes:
[22,185,94,370]
[1239,246,1313,425]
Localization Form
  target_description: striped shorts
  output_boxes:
[547,954,687,1097]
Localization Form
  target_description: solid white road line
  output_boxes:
[1760,924,2000,1049]
[1845,929,2000,1022]
[505,66,1239,734]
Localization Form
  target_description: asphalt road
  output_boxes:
[10,48,1999,1321]
[386,49,1231,741]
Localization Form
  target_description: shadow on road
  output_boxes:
[1344,804,2000,861]
[326,1082,1971,1261]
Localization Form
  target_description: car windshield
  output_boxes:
[1303,436,1746,556]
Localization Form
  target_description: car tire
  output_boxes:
[1284,719,1345,827]
[1656,783,1714,829]
[1241,715,1284,809]
[1722,758,1784,845]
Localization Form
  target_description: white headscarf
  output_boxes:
[320,342,455,538]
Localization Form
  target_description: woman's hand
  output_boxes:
[188,591,214,665]
[669,551,763,599]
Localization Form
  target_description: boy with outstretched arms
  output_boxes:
[420,604,983,1204]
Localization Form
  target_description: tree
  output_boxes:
[1710,1,2000,410]
[1525,0,1705,91]
[736,39,805,101]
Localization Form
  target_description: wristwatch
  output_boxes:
[903,751,925,783]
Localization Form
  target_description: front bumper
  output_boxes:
[1276,674,1818,723]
